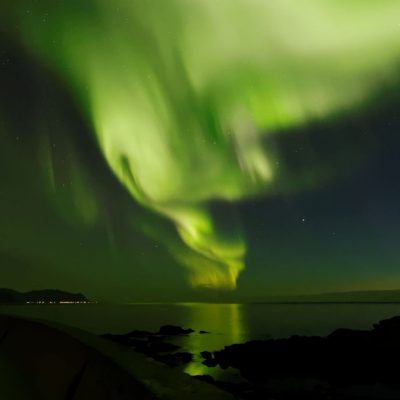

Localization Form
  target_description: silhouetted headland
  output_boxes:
[0,288,89,304]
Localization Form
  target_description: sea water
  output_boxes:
[2,302,400,378]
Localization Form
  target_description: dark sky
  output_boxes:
[1,1,400,302]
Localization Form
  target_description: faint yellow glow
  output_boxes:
[182,303,245,376]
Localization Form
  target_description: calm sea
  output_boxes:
[2,303,400,378]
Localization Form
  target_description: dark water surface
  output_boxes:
[2,303,400,377]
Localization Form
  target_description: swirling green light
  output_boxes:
[6,0,400,289]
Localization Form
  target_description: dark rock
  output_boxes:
[148,341,180,353]
[102,331,181,357]
[125,330,154,338]
[158,325,194,335]
[202,358,218,367]
[212,380,254,399]
[155,352,193,367]
[200,351,213,360]
[373,315,400,331]
[100,333,136,347]
[0,315,159,399]
[203,315,400,389]
[193,375,215,384]
[103,315,400,399]
[373,316,400,343]
[133,340,180,355]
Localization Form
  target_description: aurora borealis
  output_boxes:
[1,1,400,301]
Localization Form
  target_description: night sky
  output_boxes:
[1,1,400,302]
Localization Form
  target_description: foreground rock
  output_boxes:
[0,316,156,400]
[200,316,400,399]
[0,315,233,400]
[158,325,194,335]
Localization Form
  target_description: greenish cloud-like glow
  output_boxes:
[4,0,400,290]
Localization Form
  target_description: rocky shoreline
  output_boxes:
[101,325,196,367]
[102,316,400,399]
[0,315,233,400]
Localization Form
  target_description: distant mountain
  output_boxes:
[255,289,400,303]
[0,288,89,304]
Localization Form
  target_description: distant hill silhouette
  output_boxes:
[0,288,88,304]
[256,289,400,303]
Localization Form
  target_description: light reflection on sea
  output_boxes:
[3,302,400,379]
